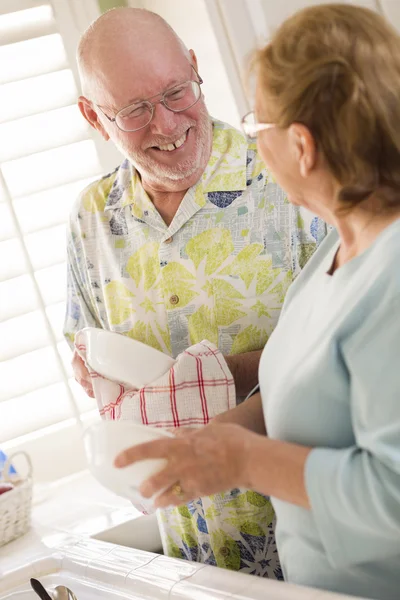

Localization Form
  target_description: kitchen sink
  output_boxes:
[0,541,368,600]
[1,572,143,600]
[91,512,163,554]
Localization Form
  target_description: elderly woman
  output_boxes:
[115,4,400,599]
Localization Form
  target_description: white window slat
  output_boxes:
[0,105,90,162]
[0,309,52,361]
[0,69,78,124]
[0,381,75,442]
[13,177,95,234]
[57,339,74,378]
[46,301,67,342]
[0,5,56,47]
[69,378,96,414]
[24,224,67,270]
[35,264,66,306]
[0,176,8,203]
[0,1,47,17]
[0,274,39,321]
[0,203,17,241]
[2,140,102,197]
[0,345,64,402]
[0,33,68,85]
[0,237,29,281]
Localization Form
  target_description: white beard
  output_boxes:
[115,104,212,185]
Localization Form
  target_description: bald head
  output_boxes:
[77,8,190,98]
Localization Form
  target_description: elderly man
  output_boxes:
[64,7,326,576]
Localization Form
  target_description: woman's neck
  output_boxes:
[332,204,400,270]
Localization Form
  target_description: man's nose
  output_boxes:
[149,102,179,136]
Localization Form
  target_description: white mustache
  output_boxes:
[144,126,193,149]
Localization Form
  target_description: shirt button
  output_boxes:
[170,294,179,305]
[220,546,230,557]
[164,236,173,244]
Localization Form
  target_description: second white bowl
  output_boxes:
[83,420,173,510]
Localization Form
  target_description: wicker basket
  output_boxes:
[0,451,33,547]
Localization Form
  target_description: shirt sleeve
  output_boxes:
[305,297,400,568]
[63,214,100,349]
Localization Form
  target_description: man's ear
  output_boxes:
[78,96,110,141]
[189,49,199,73]
[288,123,316,178]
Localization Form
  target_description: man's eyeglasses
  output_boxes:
[97,66,203,133]
[241,111,276,140]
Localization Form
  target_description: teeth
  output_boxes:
[157,131,187,151]
[174,133,186,148]
[158,143,175,151]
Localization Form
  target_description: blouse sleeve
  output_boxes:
[305,298,400,568]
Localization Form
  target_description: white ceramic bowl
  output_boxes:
[83,420,173,510]
[80,327,176,388]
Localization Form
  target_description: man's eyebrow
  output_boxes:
[123,77,188,106]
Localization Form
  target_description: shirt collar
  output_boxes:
[104,118,248,214]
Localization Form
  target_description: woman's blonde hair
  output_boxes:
[254,4,400,209]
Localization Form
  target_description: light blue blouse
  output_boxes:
[259,218,400,600]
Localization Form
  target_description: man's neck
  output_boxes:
[144,187,187,226]
[141,169,204,226]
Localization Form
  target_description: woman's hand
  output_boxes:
[114,423,254,508]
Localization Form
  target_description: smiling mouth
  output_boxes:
[151,130,189,152]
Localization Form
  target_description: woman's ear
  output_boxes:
[78,96,110,141]
[288,123,316,178]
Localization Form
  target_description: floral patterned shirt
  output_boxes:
[64,119,327,577]
[64,119,326,354]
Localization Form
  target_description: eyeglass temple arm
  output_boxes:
[191,64,203,84]
[96,105,116,123]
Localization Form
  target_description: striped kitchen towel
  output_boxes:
[74,335,236,428]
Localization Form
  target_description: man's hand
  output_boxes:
[212,392,266,435]
[72,350,94,398]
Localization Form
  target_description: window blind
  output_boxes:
[0,1,108,474]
